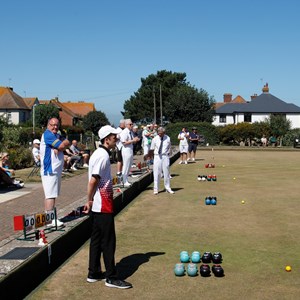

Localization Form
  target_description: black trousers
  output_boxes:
[88,212,117,278]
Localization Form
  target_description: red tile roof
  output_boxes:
[63,102,96,117]
[0,87,29,109]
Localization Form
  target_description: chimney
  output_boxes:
[223,93,232,103]
[8,86,13,91]
[262,83,269,93]
[251,94,258,101]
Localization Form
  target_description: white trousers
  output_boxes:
[153,154,171,191]
[121,147,133,183]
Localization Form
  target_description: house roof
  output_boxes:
[216,92,300,114]
[23,97,38,108]
[39,99,95,118]
[0,87,30,110]
[39,99,78,117]
[63,102,96,116]
[231,95,247,103]
[214,95,247,110]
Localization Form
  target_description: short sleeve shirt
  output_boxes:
[120,127,133,150]
[40,129,64,175]
[178,132,189,146]
[89,146,114,213]
[150,135,171,155]
[32,147,40,164]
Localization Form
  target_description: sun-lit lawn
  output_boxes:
[29,150,300,300]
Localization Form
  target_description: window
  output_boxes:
[7,113,12,124]
[219,114,226,123]
[244,113,252,123]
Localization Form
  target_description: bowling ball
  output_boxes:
[212,264,224,277]
[200,264,211,277]
[187,263,198,277]
[174,263,185,276]
[202,252,212,263]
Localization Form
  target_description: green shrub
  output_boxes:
[166,122,219,145]
[282,128,300,146]
[4,146,33,169]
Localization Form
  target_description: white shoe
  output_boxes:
[178,161,183,164]
[184,161,188,165]
[192,158,195,162]
[83,163,89,168]
[13,179,20,184]
[71,166,78,171]
[187,158,191,161]
[51,219,64,227]
[15,182,24,188]
[154,190,158,195]
[166,189,175,194]
[124,182,132,188]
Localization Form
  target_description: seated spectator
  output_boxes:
[63,154,72,172]
[0,152,15,178]
[32,139,41,166]
[64,148,81,171]
[0,152,24,188]
[261,135,268,147]
[70,140,89,167]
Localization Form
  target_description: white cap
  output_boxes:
[98,125,119,140]
[33,139,40,144]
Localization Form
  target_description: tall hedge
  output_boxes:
[166,122,219,145]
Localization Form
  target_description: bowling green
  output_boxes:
[29,149,300,300]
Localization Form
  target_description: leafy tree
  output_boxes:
[82,111,109,135]
[0,115,9,143]
[251,121,271,139]
[233,123,256,145]
[282,128,300,146]
[34,104,60,128]
[165,85,214,122]
[267,115,291,146]
[123,70,215,123]
[218,124,237,145]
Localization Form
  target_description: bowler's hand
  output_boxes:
[83,201,92,214]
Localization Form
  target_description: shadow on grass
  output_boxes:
[116,251,165,279]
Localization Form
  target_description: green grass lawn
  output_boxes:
[15,165,87,183]
[28,150,300,300]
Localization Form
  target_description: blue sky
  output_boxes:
[1,0,300,125]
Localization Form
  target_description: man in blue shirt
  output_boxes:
[40,118,70,227]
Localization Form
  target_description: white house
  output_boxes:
[0,86,33,124]
[213,84,300,129]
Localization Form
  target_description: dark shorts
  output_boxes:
[188,143,197,153]
[117,148,123,162]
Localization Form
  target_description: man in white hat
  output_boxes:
[32,139,41,166]
[83,125,132,289]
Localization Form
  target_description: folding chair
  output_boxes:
[27,163,40,179]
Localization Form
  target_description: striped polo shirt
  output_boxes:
[40,129,64,175]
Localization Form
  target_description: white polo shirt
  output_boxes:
[120,127,133,150]
[151,134,171,155]
[89,146,114,213]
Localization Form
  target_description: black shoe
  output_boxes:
[86,272,106,283]
[105,278,132,289]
